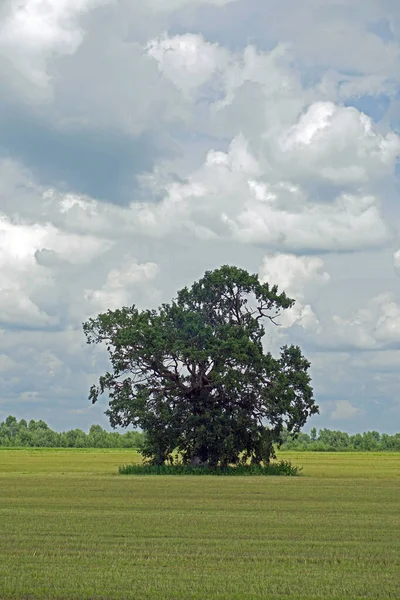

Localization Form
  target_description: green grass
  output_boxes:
[118,460,301,476]
[0,450,399,599]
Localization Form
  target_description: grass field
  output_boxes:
[0,449,399,600]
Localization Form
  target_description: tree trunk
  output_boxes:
[190,455,208,467]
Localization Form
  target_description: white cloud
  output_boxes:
[253,0,400,76]
[319,292,400,351]
[146,33,229,97]
[334,73,399,102]
[0,213,110,266]
[259,253,329,331]
[20,391,41,403]
[0,216,57,327]
[226,189,389,251]
[0,211,157,328]
[83,258,159,315]
[122,130,391,252]
[144,0,235,9]
[0,354,16,373]
[330,400,364,420]
[279,102,400,185]
[210,44,307,138]
[259,254,330,295]
[0,0,114,89]
[0,0,400,432]
[0,0,236,101]
[393,249,400,270]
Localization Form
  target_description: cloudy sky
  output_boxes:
[1,0,400,434]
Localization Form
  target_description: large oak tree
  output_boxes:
[83,265,318,466]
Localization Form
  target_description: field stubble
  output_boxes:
[0,449,399,600]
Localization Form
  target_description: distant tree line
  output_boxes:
[280,427,400,451]
[0,416,144,448]
[1,416,399,451]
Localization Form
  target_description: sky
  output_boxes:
[1,0,400,434]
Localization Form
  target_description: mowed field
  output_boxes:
[0,450,399,600]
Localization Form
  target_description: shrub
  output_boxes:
[118,460,301,476]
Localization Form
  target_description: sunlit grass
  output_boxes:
[0,450,399,599]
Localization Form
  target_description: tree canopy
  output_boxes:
[83,265,319,466]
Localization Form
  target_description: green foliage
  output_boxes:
[280,428,400,451]
[3,416,398,452]
[0,416,144,449]
[118,459,301,476]
[83,265,318,467]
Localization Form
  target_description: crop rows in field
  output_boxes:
[0,450,399,599]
